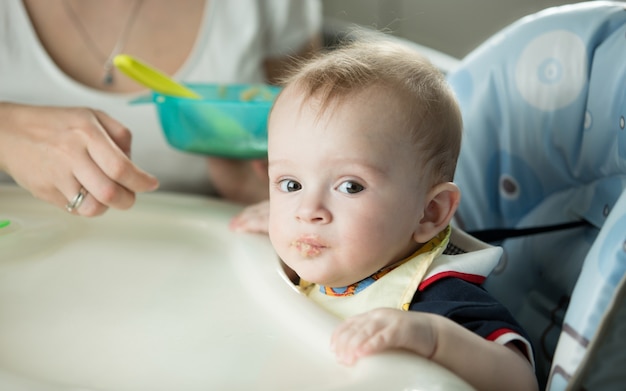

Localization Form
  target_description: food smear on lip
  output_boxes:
[291,239,325,258]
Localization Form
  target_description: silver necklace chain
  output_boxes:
[62,0,144,85]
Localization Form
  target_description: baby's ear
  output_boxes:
[413,182,460,243]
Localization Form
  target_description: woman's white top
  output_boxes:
[0,0,322,194]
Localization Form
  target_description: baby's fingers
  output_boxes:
[229,200,269,233]
[331,316,381,365]
[330,323,363,365]
[331,309,408,365]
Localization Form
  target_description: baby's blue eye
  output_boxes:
[338,181,364,194]
[278,179,302,192]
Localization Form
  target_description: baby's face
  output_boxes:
[267,84,430,288]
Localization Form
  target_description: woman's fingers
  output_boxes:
[93,110,133,157]
[63,108,158,214]
[86,109,159,194]
[207,157,269,205]
[69,152,132,215]
[0,103,159,216]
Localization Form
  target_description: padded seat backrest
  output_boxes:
[446,2,626,389]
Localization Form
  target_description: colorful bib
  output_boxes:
[300,227,450,319]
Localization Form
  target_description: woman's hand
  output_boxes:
[207,157,269,205]
[0,103,159,216]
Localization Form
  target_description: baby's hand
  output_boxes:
[229,200,270,233]
[330,308,438,365]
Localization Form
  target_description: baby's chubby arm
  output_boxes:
[331,308,538,391]
[229,199,270,234]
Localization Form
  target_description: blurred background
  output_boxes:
[321,1,587,59]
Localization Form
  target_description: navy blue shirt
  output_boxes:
[411,277,534,363]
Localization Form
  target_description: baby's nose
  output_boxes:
[295,196,332,224]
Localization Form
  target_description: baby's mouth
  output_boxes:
[290,237,327,258]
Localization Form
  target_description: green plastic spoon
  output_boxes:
[113,54,201,99]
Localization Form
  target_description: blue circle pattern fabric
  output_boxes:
[446,2,626,390]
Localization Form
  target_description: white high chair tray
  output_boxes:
[0,184,472,391]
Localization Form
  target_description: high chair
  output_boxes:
[446,2,626,390]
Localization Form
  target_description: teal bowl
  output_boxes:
[153,83,281,159]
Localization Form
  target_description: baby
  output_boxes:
[231,38,538,391]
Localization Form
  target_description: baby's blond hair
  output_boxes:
[279,37,463,187]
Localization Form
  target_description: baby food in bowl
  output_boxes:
[154,83,281,159]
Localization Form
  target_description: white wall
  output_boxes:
[321,0,588,59]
